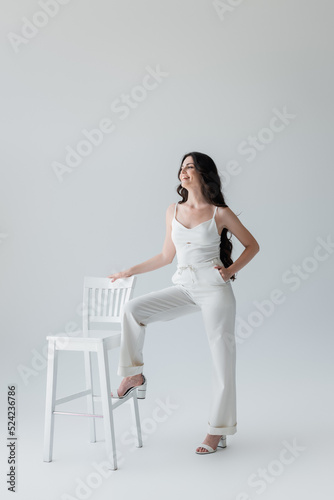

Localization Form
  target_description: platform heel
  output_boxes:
[217,435,227,448]
[136,374,147,399]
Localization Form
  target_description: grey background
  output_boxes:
[0,0,333,499]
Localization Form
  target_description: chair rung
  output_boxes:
[55,389,91,406]
[53,411,103,418]
[92,392,134,407]
[110,393,135,410]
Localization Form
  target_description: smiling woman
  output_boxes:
[175,152,259,282]
[108,151,260,455]
[176,152,239,279]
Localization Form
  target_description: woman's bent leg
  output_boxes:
[117,285,200,377]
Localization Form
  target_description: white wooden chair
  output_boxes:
[43,276,142,470]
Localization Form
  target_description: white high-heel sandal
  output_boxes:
[195,435,227,454]
[112,374,147,399]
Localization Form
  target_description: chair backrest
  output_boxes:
[82,276,137,335]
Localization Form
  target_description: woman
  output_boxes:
[108,151,260,454]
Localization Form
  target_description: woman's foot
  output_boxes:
[196,434,224,453]
[111,374,144,397]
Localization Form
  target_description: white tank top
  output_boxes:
[171,202,221,267]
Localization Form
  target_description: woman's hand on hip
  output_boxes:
[214,265,232,282]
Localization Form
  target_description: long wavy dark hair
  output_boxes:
[176,151,237,281]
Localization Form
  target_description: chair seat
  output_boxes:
[46,330,122,351]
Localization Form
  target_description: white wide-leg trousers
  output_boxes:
[117,257,237,435]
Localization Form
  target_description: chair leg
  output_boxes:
[43,339,58,462]
[84,350,96,442]
[131,393,143,448]
[97,343,118,470]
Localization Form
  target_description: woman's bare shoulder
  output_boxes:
[217,205,235,216]
[166,203,177,224]
[216,205,238,228]
[167,202,177,213]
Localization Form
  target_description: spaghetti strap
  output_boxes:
[174,202,178,218]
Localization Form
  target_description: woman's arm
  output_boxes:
[216,207,260,281]
[108,204,176,281]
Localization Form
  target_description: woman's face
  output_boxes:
[179,156,201,187]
